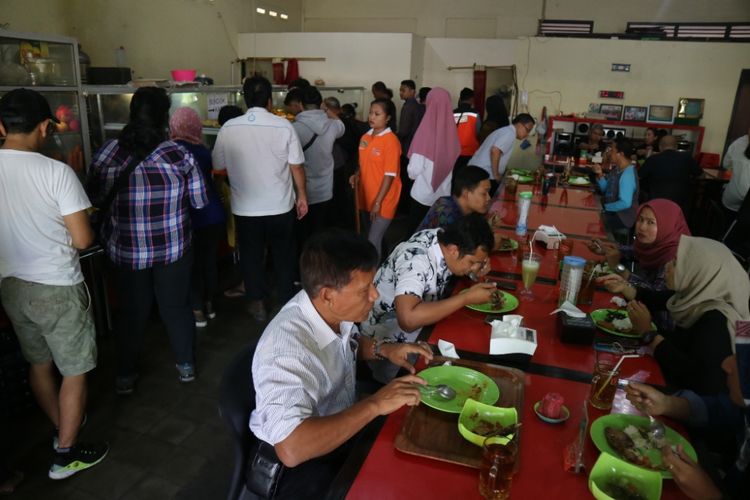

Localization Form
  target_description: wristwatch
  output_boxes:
[640,330,658,345]
[373,339,394,360]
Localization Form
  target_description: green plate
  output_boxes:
[495,238,519,252]
[590,414,697,479]
[417,366,500,413]
[509,168,531,176]
[569,176,591,186]
[515,175,534,184]
[590,309,655,338]
[462,290,519,314]
[589,452,663,500]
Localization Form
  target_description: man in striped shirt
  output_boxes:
[247,229,432,499]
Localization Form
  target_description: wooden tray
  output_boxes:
[394,357,525,469]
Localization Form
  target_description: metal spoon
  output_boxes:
[648,414,667,448]
[420,384,457,400]
[615,263,646,282]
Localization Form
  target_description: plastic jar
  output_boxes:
[515,191,533,236]
[559,256,586,306]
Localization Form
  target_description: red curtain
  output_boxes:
[285,59,299,85]
[272,62,285,84]
[473,66,487,121]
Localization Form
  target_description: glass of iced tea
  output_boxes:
[589,351,620,410]
[520,252,541,301]
[577,261,598,305]
[479,436,518,500]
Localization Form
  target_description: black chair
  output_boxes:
[218,342,257,500]
[722,191,750,269]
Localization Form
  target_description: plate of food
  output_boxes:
[514,174,534,184]
[590,414,697,478]
[463,290,519,314]
[589,452,662,500]
[590,309,655,338]
[417,366,500,413]
[568,176,591,186]
[495,235,519,252]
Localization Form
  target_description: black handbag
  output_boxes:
[90,153,144,239]
[246,440,285,499]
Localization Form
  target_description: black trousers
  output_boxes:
[115,250,195,377]
[408,197,431,233]
[296,200,331,254]
[235,210,297,304]
[190,223,224,310]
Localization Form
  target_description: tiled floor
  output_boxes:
[5,292,265,500]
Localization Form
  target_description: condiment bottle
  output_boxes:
[559,256,586,306]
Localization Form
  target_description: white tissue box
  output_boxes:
[533,226,566,250]
[489,320,538,356]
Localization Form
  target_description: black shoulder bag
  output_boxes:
[91,154,145,238]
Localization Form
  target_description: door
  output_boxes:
[724,69,750,157]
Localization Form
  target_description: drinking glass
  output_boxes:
[520,252,541,301]
[478,436,518,500]
[589,351,620,410]
[578,261,598,305]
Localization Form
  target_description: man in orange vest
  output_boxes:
[453,87,481,175]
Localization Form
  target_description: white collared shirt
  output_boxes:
[212,107,305,217]
[407,154,453,207]
[249,290,358,445]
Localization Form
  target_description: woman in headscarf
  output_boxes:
[405,87,461,232]
[169,108,226,328]
[478,94,510,144]
[624,236,750,394]
[594,199,691,329]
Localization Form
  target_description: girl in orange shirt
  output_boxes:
[350,99,402,257]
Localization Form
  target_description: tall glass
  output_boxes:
[520,252,541,300]
[578,261,598,305]
[589,351,620,410]
[479,436,518,500]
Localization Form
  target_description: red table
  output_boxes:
[346,375,687,500]
[495,184,601,212]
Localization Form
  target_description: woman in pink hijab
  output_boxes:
[405,87,461,231]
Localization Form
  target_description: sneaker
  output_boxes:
[246,300,267,322]
[205,301,216,320]
[53,413,88,450]
[48,442,109,480]
[115,374,139,395]
[176,363,196,383]
[194,310,208,328]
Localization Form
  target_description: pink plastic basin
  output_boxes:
[170,69,197,82]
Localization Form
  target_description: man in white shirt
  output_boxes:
[0,89,107,479]
[213,76,309,321]
[469,113,535,194]
[247,229,432,499]
[361,213,498,382]
[292,86,345,247]
[721,128,750,218]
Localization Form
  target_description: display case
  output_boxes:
[0,30,90,176]
[546,116,705,158]
[84,84,367,158]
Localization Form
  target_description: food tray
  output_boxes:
[394,357,525,469]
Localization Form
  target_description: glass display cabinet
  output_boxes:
[0,30,90,177]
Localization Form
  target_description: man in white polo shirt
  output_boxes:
[213,76,309,321]
[469,113,535,195]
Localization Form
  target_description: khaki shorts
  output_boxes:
[0,277,97,376]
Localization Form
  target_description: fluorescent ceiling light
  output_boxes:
[256,7,265,14]
[280,13,288,20]
[269,10,277,17]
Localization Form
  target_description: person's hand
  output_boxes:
[349,173,359,189]
[487,212,501,229]
[462,282,498,305]
[379,341,434,374]
[596,273,635,300]
[627,300,653,335]
[370,201,381,221]
[295,197,308,220]
[662,445,722,500]
[587,238,606,255]
[625,381,670,416]
[592,163,603,177]
[369,374,426,415]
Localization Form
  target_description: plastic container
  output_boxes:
[558,256,586,306]
[515,191,532,236]
[170,69,197,82]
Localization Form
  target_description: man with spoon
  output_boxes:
[246,229,433,499]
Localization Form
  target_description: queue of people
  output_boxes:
[1,77,749,500]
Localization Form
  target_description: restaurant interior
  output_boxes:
[2,1,750,499]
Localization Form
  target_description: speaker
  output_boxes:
[576,123,590,135]
[553,132,574,156]
[603,127,626,139]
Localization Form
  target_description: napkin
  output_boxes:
[610,296,627,308]
[489,316,537,355]
[438,339,459,359]
[550,300,586,318]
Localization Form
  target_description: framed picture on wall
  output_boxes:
[588,103,601,113]
[677,98,705,119]
[600,104,623,121]
[623,106,647,122]
[647,104,675,124]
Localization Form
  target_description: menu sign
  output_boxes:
[207,93,229,120]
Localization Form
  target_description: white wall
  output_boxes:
[516,37,750,153]
[301,0,750,38]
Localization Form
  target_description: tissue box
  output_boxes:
[490,325,538,356]
[557,312,596,345]
[533,228,566,250]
